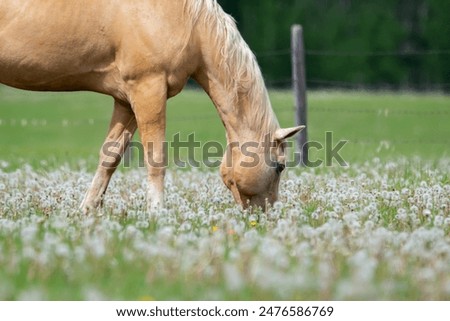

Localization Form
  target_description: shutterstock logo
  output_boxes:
[101,132,348,169]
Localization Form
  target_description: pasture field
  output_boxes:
[0,86,449,168]
[0,86,449,300]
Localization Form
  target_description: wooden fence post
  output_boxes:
[291,25,308,166]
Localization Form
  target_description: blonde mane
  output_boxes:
[184,0,280,137]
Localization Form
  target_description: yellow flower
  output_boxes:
[250,221,257,227]
[212,226,219,232]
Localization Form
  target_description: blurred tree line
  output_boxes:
[218,0,450,90]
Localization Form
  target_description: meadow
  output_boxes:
[0,86,449,300]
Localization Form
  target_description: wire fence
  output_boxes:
[254,48,450,90]
[256,48,450,57]
[306,49,450,57]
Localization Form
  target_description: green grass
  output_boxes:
[1,86,448,169]
[1,86,449,301]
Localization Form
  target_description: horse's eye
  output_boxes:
[276,162,286,174]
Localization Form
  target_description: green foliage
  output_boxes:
[218,0,450,90]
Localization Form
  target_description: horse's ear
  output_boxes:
[274,126,305,141]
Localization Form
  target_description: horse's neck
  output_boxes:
[194,6,279,142]
[194,75,255,142]
[192,33,279,144]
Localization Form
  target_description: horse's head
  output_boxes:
[220,126,304,210]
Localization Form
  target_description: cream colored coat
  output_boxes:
[0,0,303,212]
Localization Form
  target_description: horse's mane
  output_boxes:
[184,0,280,137]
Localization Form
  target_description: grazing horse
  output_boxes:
[0,0,303,212]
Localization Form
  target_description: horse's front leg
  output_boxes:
[130,77,167,213]
[80,100,137,214]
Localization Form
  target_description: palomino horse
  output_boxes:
[0,0,303,212]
